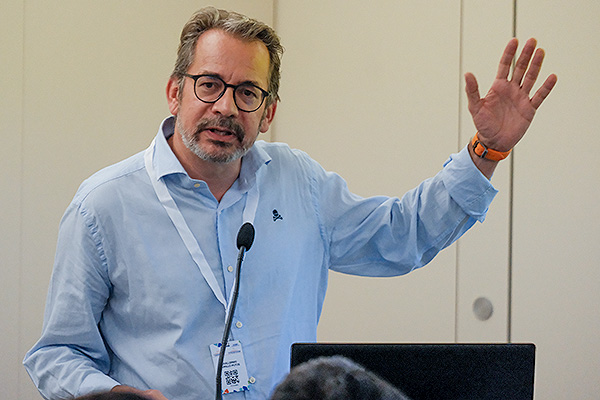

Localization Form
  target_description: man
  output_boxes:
[23,7,556,400]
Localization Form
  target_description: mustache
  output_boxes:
[195,117,245,142]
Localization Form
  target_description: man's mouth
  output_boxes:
[202,127,240,145]
[196,118,245,143]
[207,127,234,136]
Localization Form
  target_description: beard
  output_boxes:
[177,115,260,164]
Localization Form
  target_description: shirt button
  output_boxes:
[227,265,234,273]
[194,183,201,188]
[249,376,256,384]
[235,321,243,329]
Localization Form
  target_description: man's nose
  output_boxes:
[211,87,239,118]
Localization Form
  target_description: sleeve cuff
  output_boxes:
[440,145,498,222]
[78,373,121,397]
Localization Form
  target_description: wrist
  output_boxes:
[470,133,512,161]
[468,142,498,180]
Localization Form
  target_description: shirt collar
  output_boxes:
[152,116,272,186]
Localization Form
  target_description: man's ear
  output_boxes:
[259,101,278,133]
[166,76,181,115]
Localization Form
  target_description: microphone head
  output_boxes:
[236,222,255,251]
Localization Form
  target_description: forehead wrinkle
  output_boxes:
[190,30,270,88]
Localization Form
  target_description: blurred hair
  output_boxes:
[270,356,412,400]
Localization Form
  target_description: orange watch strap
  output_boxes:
[470,133,512,161]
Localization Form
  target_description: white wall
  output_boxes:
[512,1,600,398]
[274,1,600,398]
[1,1,25,399]
[2,1,599,399]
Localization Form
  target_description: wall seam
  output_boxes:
[454,0,466,343]
[17,0,27,395]
[507,0,518,344]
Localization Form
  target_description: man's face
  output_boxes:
[167,29,276,164]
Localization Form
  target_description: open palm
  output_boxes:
[465,38,557,152]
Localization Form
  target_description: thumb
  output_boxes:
[464,72,481,114]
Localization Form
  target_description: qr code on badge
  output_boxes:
[224,369,240,386]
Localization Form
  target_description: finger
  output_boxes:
[496,38,519,80]
[511,38,537,85]
[531,74,558,109]
[464,72,481,113]
[521,48,545,94]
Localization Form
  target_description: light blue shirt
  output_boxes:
[24,117,497,400]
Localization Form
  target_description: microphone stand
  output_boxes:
[215,245,246,399]
[216,222,254,400]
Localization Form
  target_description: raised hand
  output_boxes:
[465,38,557,153]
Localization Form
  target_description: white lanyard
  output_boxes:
[143,138,258,318]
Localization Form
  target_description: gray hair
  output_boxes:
[171,7,283,106]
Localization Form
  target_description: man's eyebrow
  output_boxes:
[194,71,266,88]
[241,79,267,89]
[231,78,267,89]
[192,71,221,79]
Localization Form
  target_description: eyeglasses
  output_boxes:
[183,74,270,113]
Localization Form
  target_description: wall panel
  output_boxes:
[513,1,600,398]
[1,1,24,398]
[456,0,514,343]
[274,0,463,342]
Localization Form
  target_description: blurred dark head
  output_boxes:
[270,356,412,400]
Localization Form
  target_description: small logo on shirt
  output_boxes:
[272,209,283,222]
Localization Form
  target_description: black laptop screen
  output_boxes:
[290,343,535,400]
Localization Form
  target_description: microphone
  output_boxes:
[236,222,255,252]
[216,222,255,400]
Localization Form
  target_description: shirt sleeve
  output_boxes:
[312,145,497,277]
[23,201,120,399]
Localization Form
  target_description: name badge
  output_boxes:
[210,341,251,394]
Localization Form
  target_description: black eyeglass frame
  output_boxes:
[182,73,270,113]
